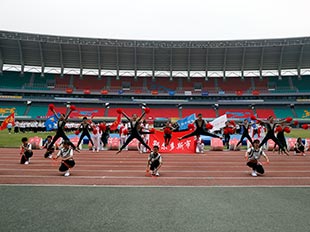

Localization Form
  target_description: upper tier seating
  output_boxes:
[217,78,252,93]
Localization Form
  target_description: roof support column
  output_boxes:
[17,40,24,75]
[187,46,191,80]
[134,45,137,79]
[205,48,208,80]
[259,47,265,79]
[297,44,304,77]
[97,46,101,79]
[78,44,83,78]
[241,47,246,79]
[0,48,3,74]
[116,46,119,79]
[278,45,285,79]
[39,42,45,77]
[223,48,227,79]
[170,48,173,80]
[59,44,64,77]
[152,48,155,79]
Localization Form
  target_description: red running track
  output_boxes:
[0,148,310,186]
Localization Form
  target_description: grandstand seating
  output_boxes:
[73,75,107,90]
[182,77,216,92]
[217,78,252,93]
[107,107,179,118]
[46,106,105,118]
[146,77,179,92]
[27,105,48,119]
[0,104,26,117]
[253,78,268,91]
[0,71,31,89]
[294,106,310,119]
[255,108,276,118]
[291,76,310,92]
[218,108,253,119]
[55,75,71,89]
[3,70,309,96]
[182,108,216,118]
[24,73,55,90]
[109,76,144,91]
[268,76,294,92]
[273,107,295,119]
[107,107,145,118]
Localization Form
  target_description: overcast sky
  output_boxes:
[1,0,310,41]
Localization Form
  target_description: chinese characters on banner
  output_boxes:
[149,130,195,153]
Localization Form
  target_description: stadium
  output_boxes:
[1,1,310,231]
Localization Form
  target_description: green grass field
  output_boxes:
[0,129,310,148]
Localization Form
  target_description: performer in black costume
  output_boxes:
[255,115,289,156]
[76,117,94,149]
[162,121,178,146]
[273,123,291,154]
[99,121,110,150]
[47,104,77,151]
[235,119,254,149]
[178,113,222,140]
[116,109,151,154]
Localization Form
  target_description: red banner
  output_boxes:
[0,112,15,130]
[149,130,195,153]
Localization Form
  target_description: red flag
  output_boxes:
[0,113,15,130]
[110,113,121,131]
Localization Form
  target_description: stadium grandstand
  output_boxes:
[0,30,310,123]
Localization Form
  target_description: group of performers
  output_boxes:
[18,104,307,177]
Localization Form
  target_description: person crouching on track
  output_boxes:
[54,140,75,177]
[20,137,33,165]
[42,135,55,158]
[245,139,269,177]
[294,137,306,156]
[147,145,163,176]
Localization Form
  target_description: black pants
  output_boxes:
[48,131,76,150]
[77,131,94,147]
[247,161,264,174]
[224,134,230,149]
[59,159,75,172]
[44,148,54,158]
[20,151,33,164]
[182,128,221,140]
[101,133,109,147]
[236,133,253,147]
[259,132,285,151]
[150,160,160,171]
[294,146,305,153]
[164,133,172,145]
[119,133,151,152]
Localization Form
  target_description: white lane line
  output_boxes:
[2,175,310,180]
[0,184,310,188]
[1,168,310,173]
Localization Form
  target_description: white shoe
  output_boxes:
[155,171,160,176]
[48,155,53,159]
[251,170,257,177]
[24,161,29,165]
[64,171,70,177]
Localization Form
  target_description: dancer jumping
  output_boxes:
[178,113,222,141]
[116,108,152,154]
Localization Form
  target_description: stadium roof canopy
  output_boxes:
[0,30,310,78]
